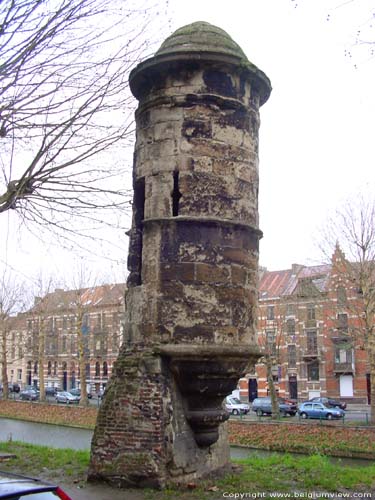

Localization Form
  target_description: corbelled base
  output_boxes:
[157,344,261,447]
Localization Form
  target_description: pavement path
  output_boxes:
[63,481,146,500]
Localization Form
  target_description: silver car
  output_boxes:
[55,391,80,404]
[225,396,250,415]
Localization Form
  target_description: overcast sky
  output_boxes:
[1,0,374,283]
[170,0,375,270]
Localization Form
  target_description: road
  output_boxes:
[233,404,371,425]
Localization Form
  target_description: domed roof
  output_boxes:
[156,21,248,62]
[129,21,271,105]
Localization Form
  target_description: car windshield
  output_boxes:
[229,397,242,404]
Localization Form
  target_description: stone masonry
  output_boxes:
[89,22,271,488]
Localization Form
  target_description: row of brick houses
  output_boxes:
[5,283,125,394]
[239,245,370,404]
[3,247,372,403]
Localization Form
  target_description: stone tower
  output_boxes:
[89,21,271,488]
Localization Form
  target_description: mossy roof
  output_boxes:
[156,21,249,62]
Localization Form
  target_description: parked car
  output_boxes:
[8,383,20,393]
[55,391,80,404]
[298,402,345,420]
[45,386,59,397]
[24,385,40,394]
[19,389,39,401]
[0,469,72,499]
[252,397,297,416]
[0,383,20,393]
[308,397,347,410]
[225,396,250,415]
[69,388,92,399]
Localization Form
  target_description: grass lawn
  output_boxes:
[0,441,89,487]
[1,402,375,497]
[0,441,374,499]
[229,421,375,459]
[0,400,97,428]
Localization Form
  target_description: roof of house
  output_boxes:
[259,264,332,300]
[29,283,126,314]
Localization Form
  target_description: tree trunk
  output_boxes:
[370,352,375,425]
[77,315,89,406]
[266,358,280,420]
[1,328,9,400]
[38,318,46,402]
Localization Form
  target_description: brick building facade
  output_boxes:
[6,284,125,394]
[240,246,370,404]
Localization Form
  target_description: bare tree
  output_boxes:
[292,1,375,65]
[0,0,169,243]
[257,305,285,419]
[66,266,101,406]
[322,196,375,422]
[0,271,26,399]
[27,274,58,402]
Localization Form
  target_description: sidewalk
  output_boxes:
[63,481,145,500]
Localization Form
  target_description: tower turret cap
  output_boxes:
[156,21,248,60]
[129,21,271,105]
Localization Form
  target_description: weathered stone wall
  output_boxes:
[127,63,262,348]
[89,22,271,488]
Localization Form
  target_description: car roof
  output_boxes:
[0,470,56,497]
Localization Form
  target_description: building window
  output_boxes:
[103,362,108,377]
[62,316,67,330]
[17,369,22,381]
[307,304,315,321]
[266,329,277,356]
[54,361,57,376]
[337,313,348,333]
[286,318,295,335]
[62,337,67,352]
[307,360,319,381]
[84,336,90,356]
[335,348,352,364]
[306,329,318,354]
[47,361,52,375]
[266,306,275,320]
[95,362,100,377]
[71,336,76,354]
[337,286,347,306]
[288,344,297,368]
[85,363,90,377]
[70,315,76,329]
[286,303,295,316]
[82,314,89,328]
[34,362,38,375]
